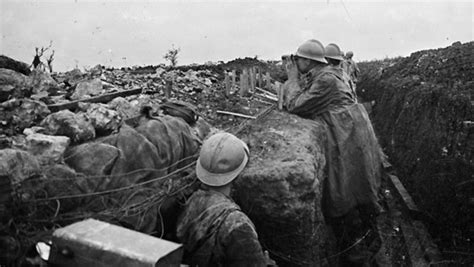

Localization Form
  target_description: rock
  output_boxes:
[0,68,31,102]
[0,55,31,76]
[26,133,70,165]
[108,97,139,119]
[70,78,103,100]
[155,67,166,76]
[89,64,103,77]
[83,103,122,136]
[63,68,84,87]
[65,142,119,176]
[40,164,83,212]
[0,148,41,185]
[0,98,50,135]
[41,110,95,144]
[0,134,12,149]
[29,69,59,95]
[234,110,329,266]
[23,126,47,136]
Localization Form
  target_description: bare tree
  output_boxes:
[46,50,55,73]
[163,45,180,67]
[31,40,53,70]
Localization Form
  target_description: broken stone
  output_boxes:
[89,64,103,77]
[0,98,51,135]
[84,103,122,136]
[234,110,328,265]
[65,142,119,176]
[70,78,103,100]
[23,126,47,136]
[155,67,166,76]
[26,133,70,165]
[29,69,59,95]
[0,134,12,149]
[0,148,41,185]
[0,68,31,102]
[108,97,139,119]
[63,68,84,87]
[41,110,96,144]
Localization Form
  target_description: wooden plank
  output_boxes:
[400,219,430,267]
[231,70,236,90]
[387,174,421,217]
[165,80,172,99]
[249,67,256,93]
[47,88,143,112]
[255,86,277,98]
[224,72,231,96]
[216,110,256,119]
[277,83,284,110]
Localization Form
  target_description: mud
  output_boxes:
[358,41,473,264]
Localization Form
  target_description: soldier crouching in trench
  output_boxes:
[282,39,384,266]
[176,132,276,267]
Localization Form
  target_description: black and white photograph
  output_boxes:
[1,0,472,266]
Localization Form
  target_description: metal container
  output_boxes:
[50,218,182,266]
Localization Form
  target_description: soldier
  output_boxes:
[176,132,275,267]
[324,43,357,100]
[283,40,383,266]
[342,51,360,92]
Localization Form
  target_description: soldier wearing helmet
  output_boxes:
[176,132,275,267]
[283,40,383,266]
[283,39,354,116]
[342,51,360,91]
[325,43,357,100]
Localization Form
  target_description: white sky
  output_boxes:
[1,0,473,71]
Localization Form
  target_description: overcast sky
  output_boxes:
[1,0,472,72]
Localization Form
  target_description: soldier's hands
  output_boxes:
[285,58,299,81]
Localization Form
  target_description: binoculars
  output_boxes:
[281,54,296,61]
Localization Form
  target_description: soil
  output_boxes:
[358,41,474,265]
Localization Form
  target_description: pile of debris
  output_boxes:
[0,55,300,265]
[358,41,473,264]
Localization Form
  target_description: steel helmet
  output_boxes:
[196,132,249,186]
[325,43,344,61]
[346,51,354,58]
[295,39,328,64]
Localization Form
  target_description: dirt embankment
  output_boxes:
[358,41,473,263]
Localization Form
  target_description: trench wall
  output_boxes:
[357,41,473,257]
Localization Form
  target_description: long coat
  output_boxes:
[284,65,383,218]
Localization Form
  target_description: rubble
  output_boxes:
[61,68,84,87]
[0,98,51,136]
[0,68,31,102]
[79,103,122,136]
[41,110,96,143]
[0,148,41,185]
[26,133,70,165]
[70,78,104,100]
[29,69,59,95]
[108,96,139,119]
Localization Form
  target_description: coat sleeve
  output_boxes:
[221,212,267,267]
[285,73,338,117]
